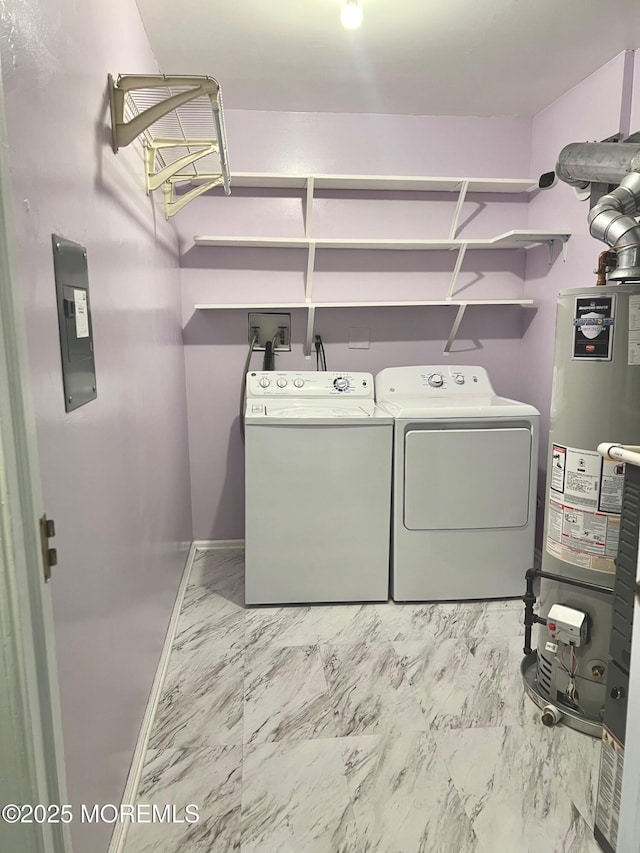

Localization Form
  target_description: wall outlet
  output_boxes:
[248,313,291,352]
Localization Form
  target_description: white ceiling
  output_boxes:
[135,0,640,117]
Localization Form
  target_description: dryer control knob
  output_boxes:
[428,373,444,388]
[454,374,465,385]
[334,377,349,391]
[259,377,271,388]
[293,378,305,388]
[276,378,288,388]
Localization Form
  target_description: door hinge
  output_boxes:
[39,514,57,582]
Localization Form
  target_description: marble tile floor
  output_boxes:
[123,548,603,853]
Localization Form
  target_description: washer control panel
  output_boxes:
[247,371,374,398]
[376,365,495,401]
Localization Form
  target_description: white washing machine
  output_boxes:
[244,370,393,605]
[375,365,539,601]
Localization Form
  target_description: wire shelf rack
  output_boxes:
[109,73,231,217]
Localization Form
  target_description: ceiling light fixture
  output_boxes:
[341,0,363,30]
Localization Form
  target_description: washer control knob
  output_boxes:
[293,378,305,388]
[258,377,271,388]
[276,378,288,388]
[454,374,465,385]
[428,373,444,388]
[334,377,349,391]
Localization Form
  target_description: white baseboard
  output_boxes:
[108,541,199,853]
[193,539,245,550]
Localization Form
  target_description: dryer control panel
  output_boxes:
[247,371,375,398]
[375,365,494,401]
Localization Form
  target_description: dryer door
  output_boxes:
[404,426,531,530]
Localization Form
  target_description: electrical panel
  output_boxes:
[52,235,97,412]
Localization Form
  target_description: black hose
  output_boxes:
[313,334,328,370]
[263,340,274,371]
[239,334,258,443]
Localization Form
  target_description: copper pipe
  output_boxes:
[595,249,616,285]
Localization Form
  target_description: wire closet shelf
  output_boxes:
[108,73,231,217]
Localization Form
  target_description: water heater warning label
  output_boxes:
[563,447,601,510]
[572,295,614,360]
[595,727,624,849]
[628,294,640,365]
[546,443,624,572]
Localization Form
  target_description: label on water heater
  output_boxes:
[572,295,614,361]
[595,726,624,850]
[546,443,625,572]
[628,294,640,365]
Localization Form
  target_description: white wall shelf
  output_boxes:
[193,230,570,251]
[227,172,537,193]
[195,298,536,356]
[189,172,570,354]
[195,299,534,309]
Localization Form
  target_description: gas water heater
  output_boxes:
[523,141,640,735]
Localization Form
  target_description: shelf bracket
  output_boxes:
[305,241,317,301]
[305,177,315,238]
[444,303,468,355]
[144,139,220,193]
[449,180,469,239]
[562,239,569,263]
[304,304,316,357]
[162,176,225,218]
[446,243,468,300]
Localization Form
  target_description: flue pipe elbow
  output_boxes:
[556,145,640,282]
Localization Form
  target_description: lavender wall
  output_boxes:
[177,111,548,540]
[521,51,635,539]
[0,2,191,851]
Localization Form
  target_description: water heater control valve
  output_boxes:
[547,604,589,647]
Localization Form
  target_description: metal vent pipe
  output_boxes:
[556,142,640,281]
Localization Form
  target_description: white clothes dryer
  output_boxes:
[375,365,539,601]
[244,371,393,605]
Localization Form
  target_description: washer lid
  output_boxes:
[266,403,372,418]
[379,395,540,419]
[245,400,393,424]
